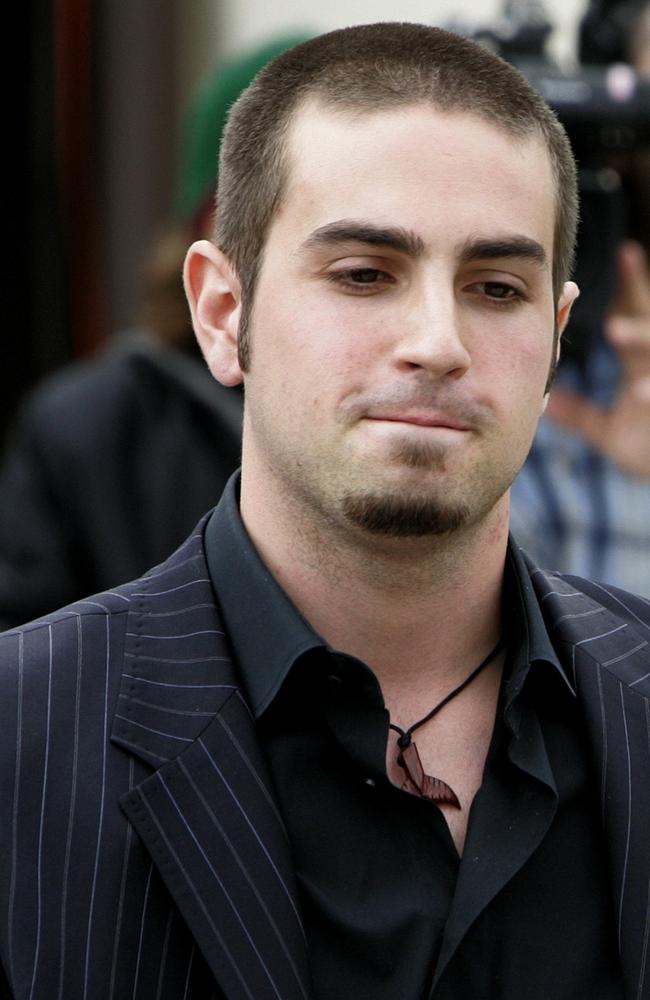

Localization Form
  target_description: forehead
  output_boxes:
[270,100,555,257]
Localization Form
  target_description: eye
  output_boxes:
[471,280,526,305]
[347,267,382,283]
[327,267,395,293]
[480,282,517,299]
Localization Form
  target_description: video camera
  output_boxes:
[461,0,650,366]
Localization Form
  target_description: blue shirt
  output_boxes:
[511,341,650,595]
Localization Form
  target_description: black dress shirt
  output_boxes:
[205,476,624,999]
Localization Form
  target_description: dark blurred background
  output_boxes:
[2,0,223,445]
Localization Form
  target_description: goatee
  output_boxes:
[341,490,471,537]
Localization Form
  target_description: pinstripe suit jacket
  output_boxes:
[1,518,650,999]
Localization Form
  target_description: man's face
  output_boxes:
[237,101,576,540]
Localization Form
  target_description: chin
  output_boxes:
[340,490,472,538]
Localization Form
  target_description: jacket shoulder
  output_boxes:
[0,517,212,681]
[520,548,650,696]
[0,581,134,699]
[561,574,650,630]
[522,546,650,635]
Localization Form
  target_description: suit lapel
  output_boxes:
[528,559,650,1000]
[111,523,311,1000]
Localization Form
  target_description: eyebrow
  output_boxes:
[300,220,426,257]
[458,236,548,270]
[299,221,549,271]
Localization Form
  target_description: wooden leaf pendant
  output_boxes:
[397,740,461,809]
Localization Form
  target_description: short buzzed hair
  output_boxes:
[215,22,578,368]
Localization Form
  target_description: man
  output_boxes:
[0,22,646,999]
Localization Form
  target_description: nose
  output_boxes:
[393,284,471,379]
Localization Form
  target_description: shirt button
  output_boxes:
[365,778,376,788]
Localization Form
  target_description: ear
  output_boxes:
[555,280,580,358]
[541,281,580,408]
[183,239,243,386]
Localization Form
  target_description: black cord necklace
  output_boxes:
[389,637,504,809]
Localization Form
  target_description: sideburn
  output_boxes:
[237,297,252,372]
[544,321,560,395]
[236,266,262,373]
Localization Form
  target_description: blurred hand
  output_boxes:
[546,239,650,477]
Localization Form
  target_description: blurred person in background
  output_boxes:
[511,0,650,594]
[0,33,310,630]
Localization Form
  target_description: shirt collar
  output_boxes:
[504,539,576,700]
[204,473,575,720]
[205,472,325,718]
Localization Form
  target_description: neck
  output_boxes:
[240,466,509,694]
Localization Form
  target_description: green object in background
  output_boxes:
[174,31,313,223]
